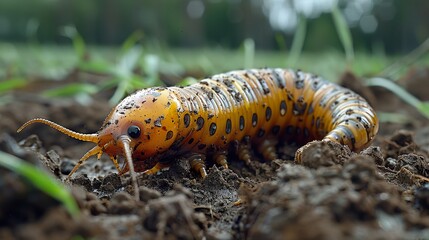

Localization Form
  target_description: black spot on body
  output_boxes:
[234,92,242,102]
[165,131,173,141]
[304,128,310,139]
[252,113,258,127]
[170,136,185,150]
[307,103,314,114]
[287,91,294,101]
[295,79,304,89]
[272,69,286,89]
[280,100,287,116]
[212,86,220,93]
[188,138,194,144]
[265,107,272,121]
[259,79,270,94]
[271,125,280,135]
[346,109,354,115]
[184,114,190,127]
[207,91,214,100]
[145,118,151,124]
[296,127,301,136]
[293,97,307,116]
[209,123,217,136]
[196,117,205,131]
[316,117,321,129]
[223,79,233,87]
[154,116,164,127]
[286,125,294,135]
[338,125,356,147]
[311,78,325,91]
[239,116,245,131]
[257,129,265,137]
[225,119,232,134]
[198,144,206,150]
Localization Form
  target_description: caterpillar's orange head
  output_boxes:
[97,88,180,171]
[17,87,180,177]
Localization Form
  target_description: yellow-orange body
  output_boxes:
[18,68,379,178]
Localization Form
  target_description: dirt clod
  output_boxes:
[384,130,418,158]
[108,192,138,215]
[414,183,429,213]
[143,193,207,240]
[296,140,352,168]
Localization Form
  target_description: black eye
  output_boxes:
[127,125,141,138]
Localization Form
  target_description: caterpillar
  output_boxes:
[18,68,378,197]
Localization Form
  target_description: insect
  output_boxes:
[18,68,378,197]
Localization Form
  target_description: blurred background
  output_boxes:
[0,0,428,103]
[0,0,426,53]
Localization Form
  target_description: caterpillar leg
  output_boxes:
[294,145,305,164]
[257,138,278,161]
[67,145,104,179]
[237,143,252,165]
[213,150,228,169]
[188,153,207,178]
[143,162,171,175]
[109,155,122,173]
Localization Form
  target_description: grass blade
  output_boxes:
[243,38,255,69]
[332,5,354,64]
[366,77,429,118]
[42,83,98,98]
[121,30,144,53]
[381,37,429,79]
[0,78,27,93]
[61,26,86,60]
[288,13,306,67]
[0,151,79,217]
[178,76,198,86]
[109,46,143,105]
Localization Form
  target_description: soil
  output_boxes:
[1,68,429,240]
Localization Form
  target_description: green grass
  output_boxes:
[0,34,428,118]
[332,4,354,65]
[0,77,27,93]
[0,151,80,217]
[0,42,408,83]
[287,13,307,67]
[366,77,429,118]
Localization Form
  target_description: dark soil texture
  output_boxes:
[1,68,429,240]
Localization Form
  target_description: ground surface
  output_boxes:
[1,68,429,240]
